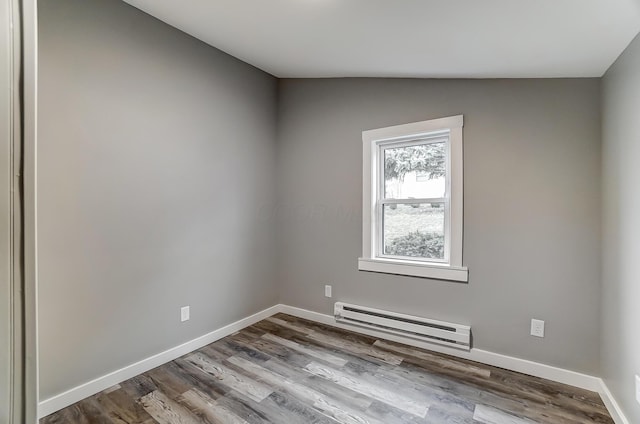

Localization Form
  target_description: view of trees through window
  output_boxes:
[383,142,446,259]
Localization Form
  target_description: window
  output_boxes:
[358,115,468,281]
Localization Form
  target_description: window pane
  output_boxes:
[384,142,446,199]
[383,203,444,259]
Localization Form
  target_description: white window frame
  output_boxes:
[358,115,468,282]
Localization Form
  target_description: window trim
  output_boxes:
[359,115,468,282]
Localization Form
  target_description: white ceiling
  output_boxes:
[122,0,640,78]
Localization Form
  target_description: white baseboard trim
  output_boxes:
[278,304,601,391]
[38,304,281,419]
[38,302,631,424]
[598,380,631,424]
[278,304,631,423]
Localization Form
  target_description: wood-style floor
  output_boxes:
[41,313,613,423]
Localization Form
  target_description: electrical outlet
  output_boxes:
[635,375,640,405]
[530,319,545,338]
[181,306,190,322]
[324,285,332,298]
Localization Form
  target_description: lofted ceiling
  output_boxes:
[122,0,640,78]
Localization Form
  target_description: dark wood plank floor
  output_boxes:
[41,314,614,423]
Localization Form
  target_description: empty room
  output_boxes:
[2,0,640,423]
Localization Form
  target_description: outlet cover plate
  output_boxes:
[635,375,640,405]
[325,285,332,298]
[181,306,190,322]
[530,319,545,337]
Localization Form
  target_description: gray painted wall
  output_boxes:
[38,0,278,400]
[38,0,611,405]
[276,78,602,374]
[602,33,640,423]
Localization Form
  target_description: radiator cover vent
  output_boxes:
[334,302,471,351]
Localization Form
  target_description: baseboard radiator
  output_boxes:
[334,302,471,351]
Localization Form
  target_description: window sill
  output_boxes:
[358,257,469,282]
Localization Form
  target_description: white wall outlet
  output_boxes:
[180,306,190,322]
[324,285,332,298]
[635,374,640,405]
[530,319,545,337]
